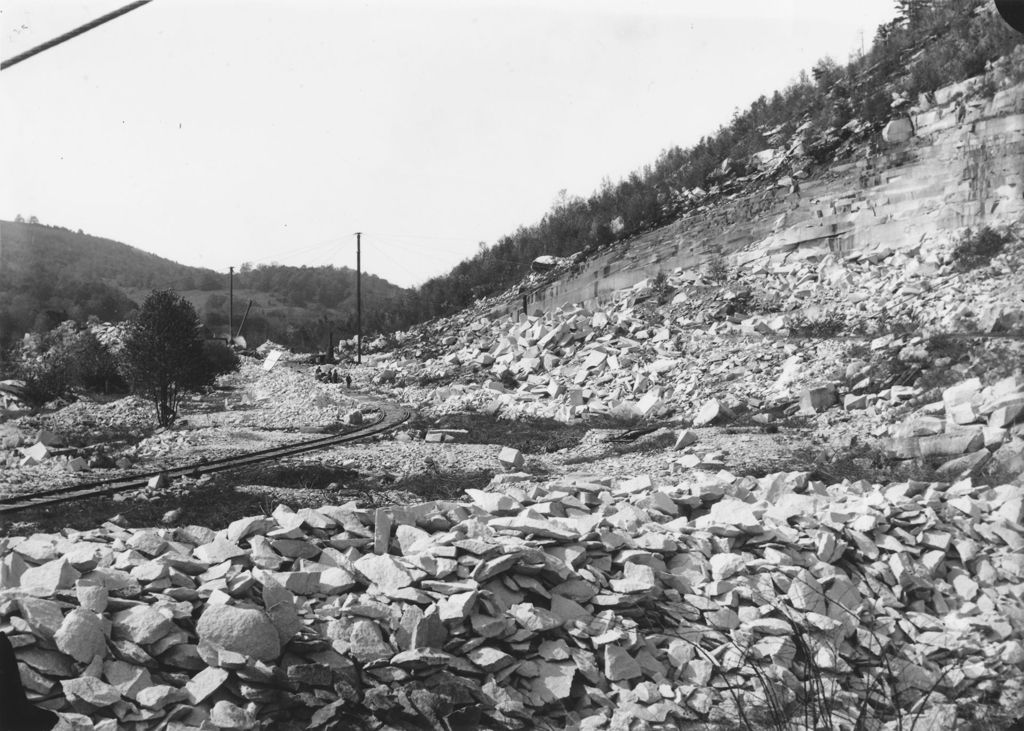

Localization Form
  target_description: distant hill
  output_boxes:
[0,220,411,352]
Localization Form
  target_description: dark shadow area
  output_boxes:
[233,463,360,491]
[1,463,496,536]
[407,412,661,454]
[558,430,679,466]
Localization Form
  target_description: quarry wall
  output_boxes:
[520,76,1024,317]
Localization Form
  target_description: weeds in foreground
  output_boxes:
[641,568,977,731]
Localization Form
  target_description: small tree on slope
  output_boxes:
[120,290,218,426]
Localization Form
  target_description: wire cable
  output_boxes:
[1,0,154,71]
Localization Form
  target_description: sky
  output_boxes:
[0,0,898,289]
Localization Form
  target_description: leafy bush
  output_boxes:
[120,290,238,426]
[951,226,1010,271]
[202,340,241,378]
[12,321,124,404]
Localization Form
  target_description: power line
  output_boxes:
[1,1,155,71]
[238,235,349,267]
[372,234,526,267]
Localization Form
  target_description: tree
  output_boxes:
[120,290,228,426]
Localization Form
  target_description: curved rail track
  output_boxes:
[0,406,411,516]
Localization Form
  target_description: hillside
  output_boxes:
[380,0,1023,328]
[0,220,411,352]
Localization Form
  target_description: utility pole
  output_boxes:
[236,299,253,341]
[355,232,362,364]
[228,266,234,345]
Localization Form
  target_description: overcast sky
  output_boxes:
[1,1,898,288]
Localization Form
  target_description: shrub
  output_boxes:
[12,321,124,404]
[202,340,241,378]
[649,271,672,305]
[951,226,1010,271]
[705,257,731,285]
[120,290,238,426]
[787,310,848,337]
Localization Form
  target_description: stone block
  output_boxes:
[498,447,525,471]
[800,384,837,414]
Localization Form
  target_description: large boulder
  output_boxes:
[196,604,281,661]
[882,117,914,143]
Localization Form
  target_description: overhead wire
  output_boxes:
[1,0,154,71]
[366,233,527,267]
[238,235,349,268]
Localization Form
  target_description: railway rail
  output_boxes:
[0,406,411,516]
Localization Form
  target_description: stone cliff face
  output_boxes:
[525,73,1024,316]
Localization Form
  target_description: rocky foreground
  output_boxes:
[3,423,1024,730]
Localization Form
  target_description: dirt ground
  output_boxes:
[0,359,843,537]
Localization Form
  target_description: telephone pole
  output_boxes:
[355,232,362,364]
[228,266,234,345]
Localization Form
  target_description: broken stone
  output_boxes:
[54,608,107,664]
[62,676,121,708]
[498,446,526,471]
[693,399,732,427]
[19,557,81,597]
[800,384,837,413]
[604,645,642,681]
[112,605,173,646]
[196,604,281,661]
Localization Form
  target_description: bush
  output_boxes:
[951,226,1010,271]
[705,257,730,285]
[202,340,241,378]
[12,321,124,404]
[120,290,238,426]
[787,310,848,337]
[649,271,672,305]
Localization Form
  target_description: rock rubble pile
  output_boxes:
[356,233,1023,439]
[229,359,363,431]
[2,461,1022,729]
[889,375,1024,481]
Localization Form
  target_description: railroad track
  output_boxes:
[0,406,411,516]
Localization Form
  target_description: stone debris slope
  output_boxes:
[2,458,1023,729]
[889,375,1024,482]
[356,233,1023,453]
